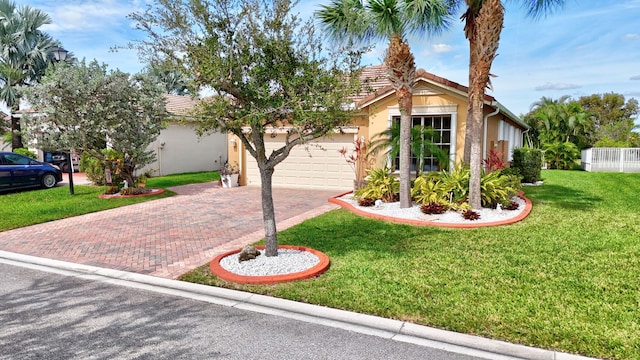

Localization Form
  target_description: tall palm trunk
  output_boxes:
[464,0,504,209]
[386,34,415,209]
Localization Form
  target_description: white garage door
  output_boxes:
[245,134,355,191]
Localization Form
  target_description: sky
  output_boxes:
[21,0,640,119]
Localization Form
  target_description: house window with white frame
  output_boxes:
[392,115,452,172]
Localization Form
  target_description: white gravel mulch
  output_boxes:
[219,248,320,276]
[337,194,526,224]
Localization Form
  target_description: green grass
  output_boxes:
[180,170,640,360]
[0,171,219,231]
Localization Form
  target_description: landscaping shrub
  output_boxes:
[79,149,124,186]
[420,202,447,215]
[512,148,542,183]
[411,172,449,204]
[354,167,399,203]
[483,149,506,172]
[13,148,37,159]
[543,142,581,170]
[357,198,376,207]
[480,170,521,208]
[461,209,480,220]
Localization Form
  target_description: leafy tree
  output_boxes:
[524,95,592,149]
[20,60,167,186]
[0,0,72,150]
[458,0,565,209]
[130,0,362,257]
[578,92,639,145]
[317,0,455,209]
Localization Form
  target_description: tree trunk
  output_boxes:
[385,35,415,209]
[259,166,278,257]
[398,88,412,208]
[464,0,504,209]
[467,96,484,209]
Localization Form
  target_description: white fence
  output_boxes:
[581,148,640,172]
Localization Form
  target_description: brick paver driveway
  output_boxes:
[0,183,340,279]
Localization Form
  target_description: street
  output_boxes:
[0,262,485,360]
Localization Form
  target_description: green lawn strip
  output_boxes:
[180,170,640,360]
[145,171,220,188]
[0,171,218,231]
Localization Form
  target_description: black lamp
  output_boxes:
[51,46,73,194]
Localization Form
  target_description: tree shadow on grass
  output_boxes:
[525,184,602,210]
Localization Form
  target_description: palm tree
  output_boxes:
[368,121,449,177]
[0,1,61,150]
[317,0,455,208]
[459,0,565,209]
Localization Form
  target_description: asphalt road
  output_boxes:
[0,263,484,360]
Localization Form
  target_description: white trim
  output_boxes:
[240,126,359,135]
[387,104,457,116]
[386,104,458,169]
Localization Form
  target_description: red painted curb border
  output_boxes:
[210,245,331,285]
[99,188,164,199]
[328,191,532,229]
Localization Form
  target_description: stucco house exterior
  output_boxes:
[141,94,227,176]
[228,65,528,192]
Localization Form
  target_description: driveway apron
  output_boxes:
[0,183,340,279]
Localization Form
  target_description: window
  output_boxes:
[4,154,31,165]
[392,115,451,172]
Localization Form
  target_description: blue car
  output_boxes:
[0,152,63,192]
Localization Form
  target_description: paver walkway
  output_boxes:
[0,183,340,279]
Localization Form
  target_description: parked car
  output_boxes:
[0,152,63,192]
[43,151,79,173]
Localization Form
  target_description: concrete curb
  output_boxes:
[0,250,598,360]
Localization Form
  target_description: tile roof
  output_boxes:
[164,94,198,116]
[354,64,496,106]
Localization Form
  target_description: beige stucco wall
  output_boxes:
[144,122,227,176]
[363,90,468,168]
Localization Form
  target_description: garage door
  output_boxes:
[245,134,355,191]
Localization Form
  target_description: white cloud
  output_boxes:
[534,82,582,91]
[631,75,640,80]
[623,33,640,40]
[432,44,453,53]
[40,1,138,33]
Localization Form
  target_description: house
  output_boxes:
[141,94,228,176]
[228,65,529,191]
[14,94,227,176]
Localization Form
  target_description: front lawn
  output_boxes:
[180,170,640,360]
[0,171,219,231]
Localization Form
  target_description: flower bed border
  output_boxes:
[210,245,330,284]
[99,188,164,199]
[329,191,532,228]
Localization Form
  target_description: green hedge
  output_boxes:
[512,148,542,183]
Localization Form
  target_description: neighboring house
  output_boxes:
[229,64,528,191]
[15,94,227,176]
[142,94,227,176]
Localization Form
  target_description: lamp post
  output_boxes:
[51,47,74,195]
